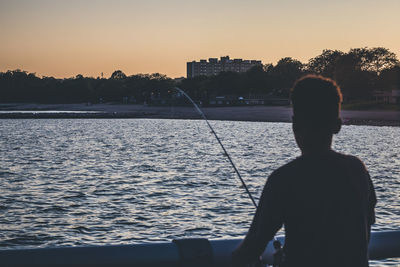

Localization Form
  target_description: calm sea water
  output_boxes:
[0,119,399,265]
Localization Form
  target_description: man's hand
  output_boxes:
[232,248,264,267]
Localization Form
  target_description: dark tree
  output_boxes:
[307,49,344,78]
[243,65,270,95]
[377,65,400,91]
[110,70,127,80]
[271,57,304,97]
[334,53,376,102]
[362,47,399,74]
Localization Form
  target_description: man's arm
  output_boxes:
[367,172,377,242]
[232,172,284,266]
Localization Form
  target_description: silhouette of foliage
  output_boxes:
[0,47,399,105]
[110,70,127,80]
[307,49,344,78]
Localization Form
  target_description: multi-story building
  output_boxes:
[187,56,262,78]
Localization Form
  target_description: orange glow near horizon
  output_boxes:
[0,0,399,78]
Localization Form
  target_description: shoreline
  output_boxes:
[0,103,399,127]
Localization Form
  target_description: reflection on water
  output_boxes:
[0,119,399,265]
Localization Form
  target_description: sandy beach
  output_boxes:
[0,103,399,126]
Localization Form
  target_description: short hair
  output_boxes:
[291,75,342,129]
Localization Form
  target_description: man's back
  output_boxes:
[265,150,376,266]
[231,76,377,267]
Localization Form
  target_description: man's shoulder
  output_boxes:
[273,158,300,174]
[331,151,368,173]
[267,156,302,182]
[332,150,362,161]
[268,151,368,181]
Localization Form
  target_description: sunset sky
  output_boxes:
[1,0,399,78]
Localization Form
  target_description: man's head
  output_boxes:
[290,75,342,152]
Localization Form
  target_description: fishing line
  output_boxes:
[174,87,258,208]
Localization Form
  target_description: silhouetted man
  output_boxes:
[232,75,377,267]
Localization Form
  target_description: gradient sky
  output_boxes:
[1,0,399,78]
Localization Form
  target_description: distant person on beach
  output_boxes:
[232,75,377,267]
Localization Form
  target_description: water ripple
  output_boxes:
[0,119,399,266]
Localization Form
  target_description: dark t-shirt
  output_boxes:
[234,150,377,267]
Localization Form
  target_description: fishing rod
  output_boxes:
[174,87,258,208]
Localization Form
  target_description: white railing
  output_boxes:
[0,230,399,266]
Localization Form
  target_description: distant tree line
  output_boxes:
[0,47,399,105]
[0,71,174,104]
[180,47,400,104]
